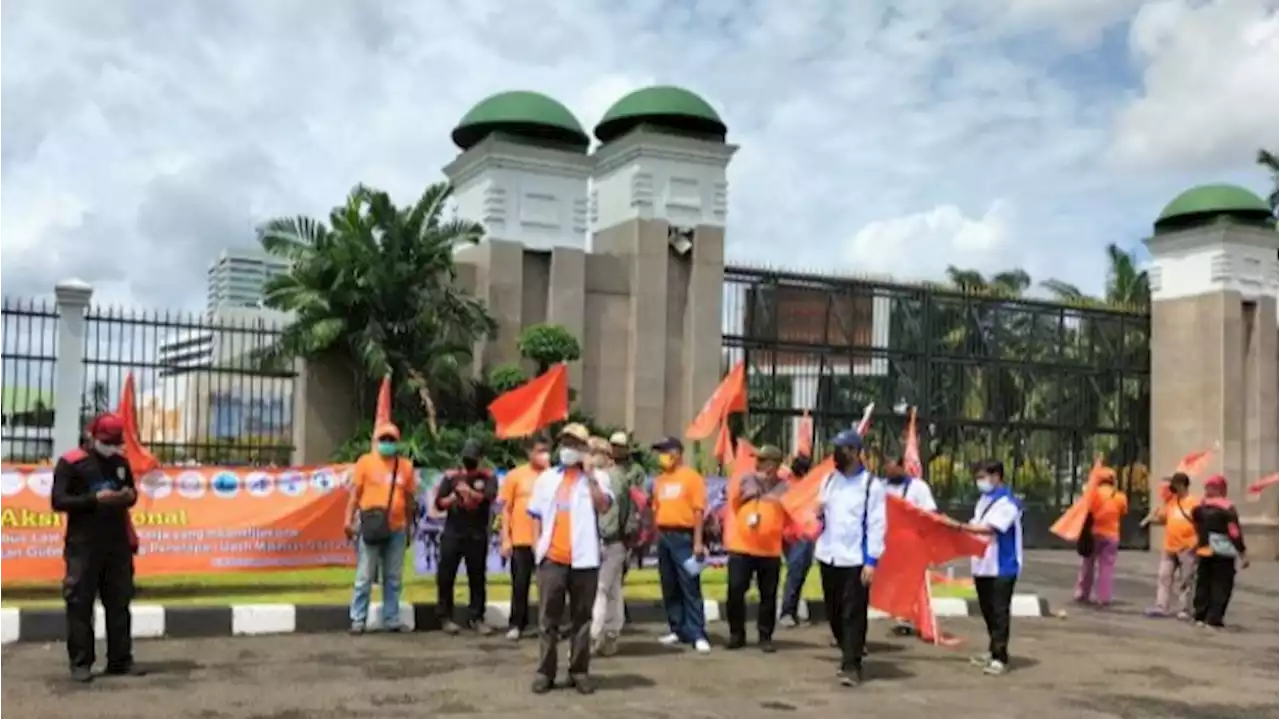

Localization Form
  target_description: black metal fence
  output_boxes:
[722,266,1152,548]
[1,298,58,462]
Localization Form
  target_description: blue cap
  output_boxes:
[831,430,863,449]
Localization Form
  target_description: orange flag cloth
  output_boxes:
[779,456,836,542]
[117,373,159,554]
[1247,473,1279,502]
[1050,457,1111,542]
[719,439,758,551]
[795,410,814,458]
[686,361,747,440]
[488,363,569,439]
[902,407,923,477]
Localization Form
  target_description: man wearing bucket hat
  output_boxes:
[53,413,143,683]
[528,423,614,695]
[814,429,887,688]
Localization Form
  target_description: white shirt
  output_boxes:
[886,477,937,512]
[814,469,888,568]
[526,467,614,569]
[969,489,1023,578]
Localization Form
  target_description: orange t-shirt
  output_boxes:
[652,466,707,530]
[353,453,418,532]
[725,478,786,558]
[1162,495,1200,552]
[499,464,539,549]
[1088,487,1128,540]
[545,471,577,565]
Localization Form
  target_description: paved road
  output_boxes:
[4,552,1277,719]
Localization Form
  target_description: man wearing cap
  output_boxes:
[435,438,498,635]
[814,430,887,687]
[650,437,712,653]
[345,422,418,634]
[725,444,788,653]
[499,435,552,640]
[52,413,143,683]
[528,423,614,695]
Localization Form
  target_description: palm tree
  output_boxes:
[1040,243,1149,309]
[1258,149,1278,216]
[258,182,497,434]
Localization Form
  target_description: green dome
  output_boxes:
[1155,184,1271,229]
[452,91,589,152]
[594,86,727,143]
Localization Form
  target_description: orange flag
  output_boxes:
[855,402,875,436]
[1050,456,1110,542]
[903,406,922,477]
[1157,446,1218,502]
[375,375,392,425]
[779,456,836,541]
[1247,473,1279,502]
[488,363,569,439]
[720,439,758,551]
[714,422,735,468]
[686,361,747,440]
[117,373,158,554]
[795,410,814,458]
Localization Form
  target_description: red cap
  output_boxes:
[1204,474,1227,489]
[87,413,125,443]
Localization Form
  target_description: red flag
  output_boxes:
[1247,473,1279,502]
[795,410,814,458]
[855,402,875,436]
[779,456,836,541]
[117,373,158,554]
[488,364,569,439]
[686,361,747,440]
[375,375,392,426]
[903,406,922,477]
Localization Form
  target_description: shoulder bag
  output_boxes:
[360,460,401,545]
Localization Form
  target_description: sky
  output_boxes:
[2,0,1276,311]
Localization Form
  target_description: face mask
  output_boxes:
[657,453,677,471]
[93,441,122,457]
[376,441,398,457]
[559,448,583,467]
[462,458,478,471]
[976,479,994,494]
[531,451,551,470]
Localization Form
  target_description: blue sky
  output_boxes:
[1,0,1275,309]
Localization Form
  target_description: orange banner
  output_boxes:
[1,464,355,583]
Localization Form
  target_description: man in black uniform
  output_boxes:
[435,438,498,635]
[52,413,143,682]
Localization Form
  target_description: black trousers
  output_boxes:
[437,532,488,623]
[726,553,781,641]
[536,561,598,680]
[64,542,135,670]
[974,576,1017,663]
[508,546,536,631]
[818,562,869,671]
[1193,556,1236,627]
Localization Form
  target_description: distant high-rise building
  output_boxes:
[206,247,290,315]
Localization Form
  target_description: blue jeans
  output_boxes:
[350,532,407,627]
[656,531,706,642]
[780,539,814,619]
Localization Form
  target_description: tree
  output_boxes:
[517,323,581,374]
[1258,149,1278,217]
[258,182,497,435]
[1040,243,1149,310]
[488,363,528,394]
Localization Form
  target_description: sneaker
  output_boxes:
[1142,608,1168,619]
[475,623,493,637]
[1176,611,1190,621]
[1194,620,1208,629]
[104,663,147,677]
[892,622,915,637]
[726,635,746,650]
[969,653,992,667]
[350,622,366,635]
[658,632,681,646]
[531,675,553,694]
[598,634,619,657]
[384,623,406,633]
[569,674,595,695]
[70,666,94,684]
[983,659,1007,676]
[778,615,798,629]
[828,638,840,648]
[506,628,522,641]
[442,620,461,636]
[837,666,863,687]
[694,638,712,654]
[759,638,777,654]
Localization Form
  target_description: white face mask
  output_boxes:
[94,441,122,457]
[976,479,994,494]
[559,448,583,467]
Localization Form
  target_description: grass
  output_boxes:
[0,563,975,609]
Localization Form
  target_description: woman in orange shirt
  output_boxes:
[1074,470,1128,606]
[1141,473,1199,619]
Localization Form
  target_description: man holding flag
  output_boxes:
[882,456,937,637]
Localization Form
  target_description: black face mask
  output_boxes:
[886,474,906,485]
[462,458,478,471]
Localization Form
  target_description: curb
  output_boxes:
[0,595,1051,645]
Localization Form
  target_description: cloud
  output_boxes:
[1,0,1275,312]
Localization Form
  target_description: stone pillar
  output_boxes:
[53,279,93,455]
[1145,185,1279,558]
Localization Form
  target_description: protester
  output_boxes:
[610,431,648,626]
[725,444,788,653]
[814,430,887,687]
[651,436,712,653]
[51,413,144,683]
[435,438,498,635]
[499,436,551,640]
[1074,467,1128,607]
[952,460,1023,677]
[1191,475,1249,629]
[1142,473,1199,619]
[528,424,614,695]
[345,422,417,634]
[591,436,636,656]
[881,457,938,636]
[778,454,814,628]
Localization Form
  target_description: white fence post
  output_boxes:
[53,279,93,456]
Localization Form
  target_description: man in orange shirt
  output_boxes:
[344,422,418,634]
[725,444,787,653]
[500,435,551,640]
[650,437,712,653]
[1142,472,1200,619]
[1074,469,1128,607]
